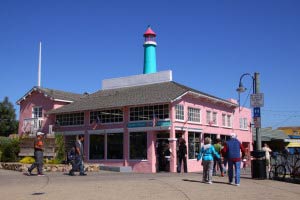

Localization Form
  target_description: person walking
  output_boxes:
[69,135,87,176]
[262,143,272,172]
[213,138,224,176]
[177,138,188,173]
[27,132,45,176]
[197,137,220,184]
[221,133,245,186]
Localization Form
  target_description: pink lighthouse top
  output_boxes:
[143,26,156,44]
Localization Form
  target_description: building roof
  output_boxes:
[17,86,83,105]
[47,81,237,114]
[144,26,156,37]
[253,127,288,141]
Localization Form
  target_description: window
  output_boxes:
[130,132,147,160]
[239,118,248,129]
[227,115,232,127]
[188,132,201,159]
[89,135,105,160]
[212,112,217,125]
[188,107,200,122]
[203,133,217,144]
[222,114,226,126]
[175,104,184,121]
[32,107,42,118]
[90,109,123,124]
[107,133,123,159]
[56,112,84,126]
[130,104,169,121]
[206,110,211,124]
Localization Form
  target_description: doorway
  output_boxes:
[156,133,170,172]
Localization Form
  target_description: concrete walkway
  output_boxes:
[0,169,299,200]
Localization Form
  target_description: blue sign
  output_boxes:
[253,107,261,117]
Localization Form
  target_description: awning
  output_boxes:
[287,142,300,147]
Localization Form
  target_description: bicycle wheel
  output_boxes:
[275,165,286,181]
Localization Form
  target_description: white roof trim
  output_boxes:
[53,99,74,103]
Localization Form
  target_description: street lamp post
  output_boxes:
[237,72,266,179]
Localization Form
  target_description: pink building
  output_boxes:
[17,28,252,173]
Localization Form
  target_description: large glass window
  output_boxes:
[188,132,201,159]
[90,109,123,124]
[89,135,105,160]
[203,133,217,144]
[107,133,123,159]
[175,104,184,121]
[130,104,169,121]
[130,132,147,160]
[188,107,200,123]
[56,112,84,126]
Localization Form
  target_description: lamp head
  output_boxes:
[236,82,247,93]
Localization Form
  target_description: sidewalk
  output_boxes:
[0,169,299,200]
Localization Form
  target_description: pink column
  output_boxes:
[169,105,177,172]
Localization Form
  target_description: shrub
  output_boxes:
[19,156,35,164]
[55,134,65,163]
[0,136,20,162]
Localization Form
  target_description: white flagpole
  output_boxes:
[38,41,42,87]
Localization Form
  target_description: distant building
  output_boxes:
[17,27,252,172]
[278,127,300,154]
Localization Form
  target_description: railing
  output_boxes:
[22,118,43,135]
[269,153,300,182]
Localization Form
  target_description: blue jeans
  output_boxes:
[29,150,44,174]
[228,160,241,184]
[70,156,84,174]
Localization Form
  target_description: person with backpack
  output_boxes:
[197,137,220,184]
[69,135,87,176]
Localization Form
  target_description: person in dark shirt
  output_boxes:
[177,138,187,173]
[69,135,87,176]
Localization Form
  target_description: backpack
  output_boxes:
[67,147,76,164]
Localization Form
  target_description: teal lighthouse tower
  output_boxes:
[143,26,157,74]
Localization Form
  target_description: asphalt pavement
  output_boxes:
[0,169,299,200]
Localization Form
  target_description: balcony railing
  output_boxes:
[22,118,43,135]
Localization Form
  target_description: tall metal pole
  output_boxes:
[38,41,42,87]
[254,72,261,150]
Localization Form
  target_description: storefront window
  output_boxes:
[89,135,104,160]
[203,133,217,144]
[107,133,123,159]
[130,104,169,121]
[130,132,147,160]
[188,132,201,159]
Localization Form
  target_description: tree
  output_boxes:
[0,97,18,136]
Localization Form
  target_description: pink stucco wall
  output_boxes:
[18,89,252,173]
[18,90,69,135]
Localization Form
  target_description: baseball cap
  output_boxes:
[37,132,44,136]
[230,133,237,138]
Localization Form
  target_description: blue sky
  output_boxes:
[1,0,299,128]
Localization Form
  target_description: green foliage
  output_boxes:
[19,156,35,164]
[55,134,65,163]
[0,97,18,137]
[0,136,20,162]
[46,158,61,164]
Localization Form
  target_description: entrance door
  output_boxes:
[156,132,170,172]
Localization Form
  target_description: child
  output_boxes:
[197,137,220,184]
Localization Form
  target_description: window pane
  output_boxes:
[107,133,123,159]
[130,132,147,160]
[89,135,104,160]
[188,132,201,159]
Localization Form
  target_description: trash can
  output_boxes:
[251,150,267,179]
